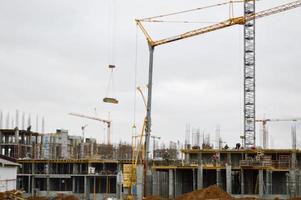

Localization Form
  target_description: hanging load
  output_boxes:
[103,64,119,104]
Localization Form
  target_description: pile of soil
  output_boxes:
[55,194,79,200]
[175,185,233,200]
[145,196,163,200]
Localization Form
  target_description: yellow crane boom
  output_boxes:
[136,0,301,47]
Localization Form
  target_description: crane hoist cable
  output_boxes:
[103,0,119,105]
[132,25,139,131]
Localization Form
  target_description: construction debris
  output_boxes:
[0,190,25,200]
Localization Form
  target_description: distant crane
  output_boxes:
[255,118,301,148]
[69,113,112,145]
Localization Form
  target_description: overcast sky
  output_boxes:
[0,0,300,149]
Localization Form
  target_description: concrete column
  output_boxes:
[84,176,88,200]
[146,169,152,196]
[259,170,264,198]
[241,169,244,195]
[15,128,19,143]
[45,162,50,195]
[175,170,182,197]
[15,128,19,157]
[299,170,301,197]
[28,176,31,194]
[152,170,159,195]
[31,162,35,196]
[292,152,297,169]
[226,164,232,194]
[72,177,76,193]
[216,169,221,187]
[169,169,174,199]
[117,171,123,200]
[174,170,177,196]
[192,169,196,190]
[286,172,290,195]
[136,164,144,200]
[185,153,190,165]
[266,170,272,195]
[0,131,2,154]
[197,153,202,165]
[227,153,231,165]
[289,170,296,198]
[197,165,203,190]
[31,176,35,196]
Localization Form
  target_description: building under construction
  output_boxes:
[0,127,301,199]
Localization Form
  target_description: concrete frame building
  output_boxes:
[151,148,301,199]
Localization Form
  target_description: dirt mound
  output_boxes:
[27,197,49,200]
[145,196,163,200]
[175,185,233,200]
[55,194,79,200]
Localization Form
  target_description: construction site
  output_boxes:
[1,0,301,199]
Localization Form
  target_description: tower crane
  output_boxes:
[69,113,112,145]
[136,1,301,195]
[136,0,301,154]
[255,118,301,148]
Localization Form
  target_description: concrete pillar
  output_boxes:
[292,152,297,169]
[136,164,144,200]
[197,153,202,165]
[299,170,301,197]
[72,177,76,193]
[266,170,272,195]
[227,153,231,165]
[84,176,88,200]
[146,169,152,196]
[286,172,290,195]
[241,169,244,195]
[226,164,232,194]
[259,170,264,198]
[31,176,35,196]
[15,128,19,157]
[197,165,203,190]
[31,162,35,196]
[216,169,221,187]
[185,153,190,165]
[152,170,159,195]
[28,176,31,194]
[169,169,174,199]
[46,176,50,195]
[289,170,296,198]
[0,131,2,154]
[192,169,196,190]
[15,128,19,143]
[175,170,182,197]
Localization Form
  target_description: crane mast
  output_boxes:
[244,0,256,148]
